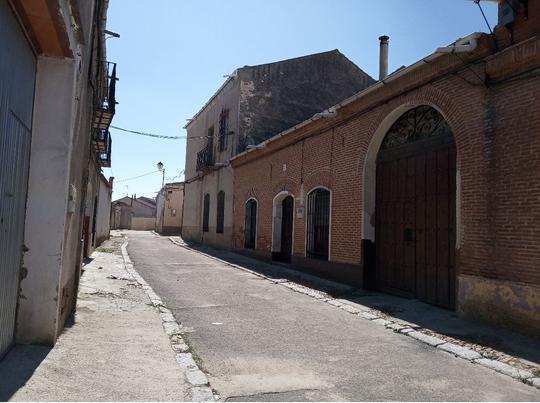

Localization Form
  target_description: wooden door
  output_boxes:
[375,106,456,309]
[279,196,294,263]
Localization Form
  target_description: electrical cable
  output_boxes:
[166,170,185,181]
[452,52,486,85]
[116,170,160,183]
[110,125,235,141]
[474,0,494,35]
[110,125,183,140]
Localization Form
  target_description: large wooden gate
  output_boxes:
[0,1,36,358]
[375,106,456,309]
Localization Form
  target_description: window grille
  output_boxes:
[244,199,257,248]
[306,188,330,260]
[202,194,210,232]
[216,191,225,234]
[218,110,229,152]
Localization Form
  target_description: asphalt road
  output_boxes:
[126,231,540,401]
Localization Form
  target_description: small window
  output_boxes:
[216,191,225,234]
[306,188,330,260]
[171,209,176,217]
[218,110,229,152]
[202,194,210,232]
[244,199,257,249]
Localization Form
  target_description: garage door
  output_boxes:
[0,1,36,358]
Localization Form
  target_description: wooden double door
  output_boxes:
[375,133,456,309]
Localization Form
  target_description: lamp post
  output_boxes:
[157,161,165,188]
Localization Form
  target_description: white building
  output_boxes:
[156,182,184,235]
[0,0,116,357]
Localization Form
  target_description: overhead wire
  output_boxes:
[474,0,494,35]
[115,170,160,183]
[110,125,234,141]
[166,169,185,181]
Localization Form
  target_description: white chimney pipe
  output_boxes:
[379,35,389,81]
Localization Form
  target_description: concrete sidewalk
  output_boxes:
[0,233,192,401]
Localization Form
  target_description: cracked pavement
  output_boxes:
[0,234,190,402]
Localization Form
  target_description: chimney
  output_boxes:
[379,35,389,81]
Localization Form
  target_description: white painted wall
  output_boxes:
[156,183,183,233]
[182,76,240,247]
[17,57,78,344]
[131,217,156,231]
[95,176,112,245]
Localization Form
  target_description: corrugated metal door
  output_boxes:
[0,1,36,358]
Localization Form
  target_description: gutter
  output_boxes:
[231,32,483,163]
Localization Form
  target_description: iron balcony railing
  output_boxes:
[196,141,214,171]
[92,61,116,167]
[92,61,117,132]
[97,131,112,168]
[93,128,109,152]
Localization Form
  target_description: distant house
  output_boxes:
[111,196,157,231]
[182,50,375,249]
[156,182,184,235]
[83,175,114,257]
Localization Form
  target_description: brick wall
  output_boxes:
[232,34,540,291]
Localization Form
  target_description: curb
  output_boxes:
[168,236,540,391]
[121,239,215,401]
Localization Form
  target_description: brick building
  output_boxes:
[182,51,374,249]
[231,1,540,334]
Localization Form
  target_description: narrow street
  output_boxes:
[126,231,540,401]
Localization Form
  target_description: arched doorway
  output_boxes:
[272,192,294,263]
[375,105,456,309]
[244,198,257,249]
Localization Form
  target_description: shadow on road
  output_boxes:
[181,239,540,369]
[0,344,51,401]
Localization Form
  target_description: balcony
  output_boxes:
[93,61,117,132]
[196,141,214,172]
[92,61,116,167]
[95,130,112,168]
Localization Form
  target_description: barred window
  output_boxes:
[202,194,210,232]
[306,188,330,260]
[218,110,229,152]
[216,191,225,234]
[244,199,257,248]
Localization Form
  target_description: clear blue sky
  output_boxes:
[103,0,497,200]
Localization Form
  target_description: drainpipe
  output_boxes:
[379,35,389,81]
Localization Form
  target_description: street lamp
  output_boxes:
[157,161,165,188]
